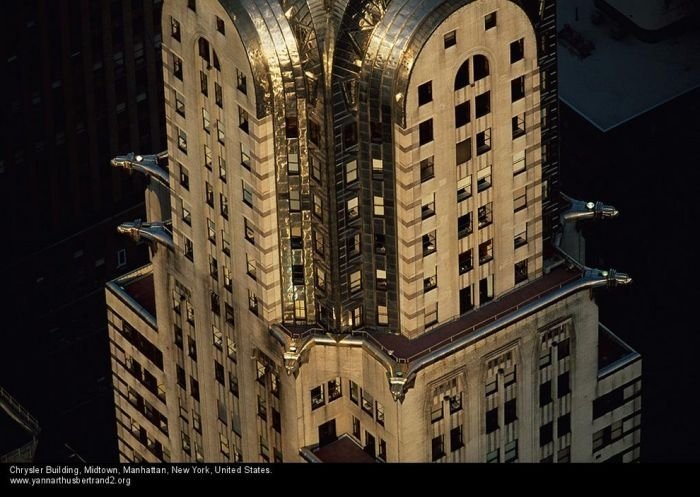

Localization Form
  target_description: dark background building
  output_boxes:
[0,0,165,462]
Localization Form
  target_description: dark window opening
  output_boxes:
[511,76,525,102]
[474,55,489,80]
[454,60,469,90]
[418,81,433,106]
[475,91,490,118]
[455,101,470,128]
[444,30,456,49]
[419,119,433,145]
[510,38,524,63]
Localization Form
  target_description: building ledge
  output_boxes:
[300,434,377,463]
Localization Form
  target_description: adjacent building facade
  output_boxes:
[107,0,641,463]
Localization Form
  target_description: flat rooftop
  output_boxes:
[309,435,376,463]
[372,265,581,362]
[276,265,583,363]
[558,0,700,131]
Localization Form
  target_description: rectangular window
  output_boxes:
[539,381,552,406]
[203,144,212,170]
[456,138,472,165]
[313,194,323,218]
[504,440,518,463]
[419,119,433,145]
[431,399,444,423]
[450,425,464,451]
[376,401,385,426]
[242,182,253,208]
[478,203,493,228]
[200,70,208,96]
[177,127,187,153]
[248,290,258,315]
[220,194,229,218]
[182,202,191,225]
[558,372,571,398]
[475,91,490,118]
[540,422,553,446]
[514,188,527,212]
[215,82,223,108]
[420,156,434,182]
[287,152,299,175]
[511,76,525,102]
[372,158,383,175]
[188,0,196,12]
[175,92,185,117]
[423,231,436,256]
[444,30,456,49]
[217,119,225,144]
[514,225,528,248]
[347,196,359,219]
[515,259,528,284]
[236,69,247,94]
[373,195,384,216]
[457,176,472,202]
[479,274,494,303]
[459,249,473,275]
[219,156,227,182]
[505,399,517,424]
[455,101,470,127]
[360,389,374,416]
[184,238,194,261]
[513,150,526,175]
[379,439,387,461]
[345,160,358,183]
[223,266,232,292]
[459,286,473,314]
[246,254,257,280]
[432,435,445,461]
[315,266,326,290]
[484,12,497,30]
[378,305,388,325]
[225,303,234,323]
[376,269,386,290]
[510,38,524,63]
[328,377,342,401]
[558,413,571,437]
[476,128,491,154]
[242,219,254,246]
[421,195,436,220]
[216,16,225,34]
[352,416,361,439]
[418,81,433,105]
[477,166,492,191]
[347,232,360,257]
[350,270,362,293]
[485,407,499,433]
[173,54,183,80]
[222,231,231,256]
[512,115,526,139]
[423,273,437,293]
[458,212,472,238]
[170,17,181,41]
[207,218,216,245]
[202,108,211,133]
[349,380,359,404]
[240,143,251,170]
[239,107,249,133]
[558,338,571,360]
[311,385,325,410]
